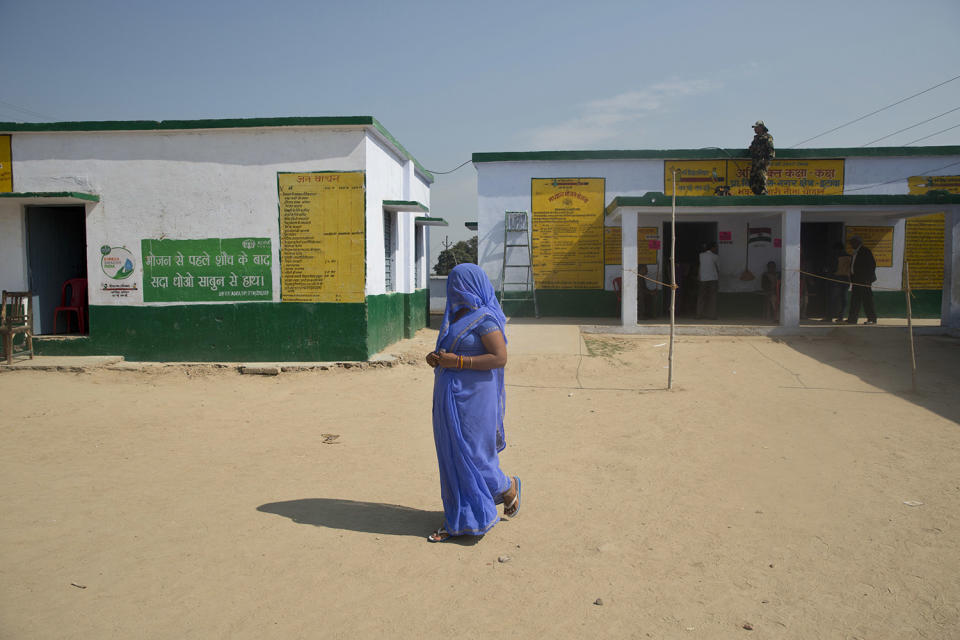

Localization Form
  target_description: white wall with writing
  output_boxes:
[5,125,425,306]
[476,158,663,287]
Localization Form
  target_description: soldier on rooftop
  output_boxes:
[749,120,775,195]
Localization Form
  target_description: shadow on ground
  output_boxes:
[778,327,960,424]
[257,498,446,539]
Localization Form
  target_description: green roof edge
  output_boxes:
[383,199,429,212]
[0,115,433,183]
[605,191,960,214]
[0,191,100,202]
[474,146,960,163]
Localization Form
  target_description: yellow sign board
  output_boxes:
[908,175,960,194]
[604,226,659,265]
[531,178,605,289]
[278,171,366,302]
[903,213,944,289]
[665,159,845,196]
[846,226,893,268]
[0,135,11,192]
[664,160,727,196]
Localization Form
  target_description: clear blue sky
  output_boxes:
[2,0,959,257]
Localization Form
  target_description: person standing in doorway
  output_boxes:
[830,242,851,322]
[845,236,878,325]
[697,241,720,320]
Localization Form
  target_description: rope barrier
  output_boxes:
[620,267,679,289]
[792,269,910,293]
[617,267,912,294]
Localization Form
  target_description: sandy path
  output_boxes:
[1,327,958,639]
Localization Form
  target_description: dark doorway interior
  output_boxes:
[800,222,844,319]
[661,221,718,316]
[26,206,87,335]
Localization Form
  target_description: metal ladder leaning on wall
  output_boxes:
[499,211,539,318]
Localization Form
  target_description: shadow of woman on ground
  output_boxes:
[257,499,446,539]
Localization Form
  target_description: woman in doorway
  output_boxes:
[424,263,520,542]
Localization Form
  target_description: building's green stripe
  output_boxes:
[384,200,429,212]
[0,191,99,202]
[34,303,369,361]
[607,191,960,213]
[873,290,942,318]
[404,289,429,338]
[0,116,376,133]
[500,290,619,317]
[367,293,405,355]
[498,290,943,319]
[473,146,960,163]
[368,120,434,182]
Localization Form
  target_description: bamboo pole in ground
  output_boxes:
[668,169,677,390]
[904,261,918,393]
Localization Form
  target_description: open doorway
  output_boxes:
[800,222,844,319]
[25,206,87,335]
[661,221,717,316]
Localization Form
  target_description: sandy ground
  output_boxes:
[1,324,959,639]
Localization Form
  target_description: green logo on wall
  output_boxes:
[101,246,135,280]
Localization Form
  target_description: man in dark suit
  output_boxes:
[845,236,878,325]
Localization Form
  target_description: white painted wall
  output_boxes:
[0,202,27,290]
[475,159,662,284]
[476,151,959,297]
[10,127,367,306]
[363,134,431,295]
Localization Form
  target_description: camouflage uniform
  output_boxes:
[748,121,775,195]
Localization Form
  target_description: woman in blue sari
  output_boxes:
[425,263,520,542]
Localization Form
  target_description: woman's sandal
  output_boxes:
[427,526,453,543]
[503,476,521,518]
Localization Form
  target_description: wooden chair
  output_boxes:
[1,291,34,365]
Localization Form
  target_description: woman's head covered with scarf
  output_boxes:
[436,263,507,351]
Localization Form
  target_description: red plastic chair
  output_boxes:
[612,277,622,303]
[53,278,88,334]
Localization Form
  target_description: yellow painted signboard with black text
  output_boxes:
[0,135,11,192]
[278,171,365,302]
[604,227,659,265]
[908,175,960,194]
[666,159,844,196]
[903,213,944,289]
[531,178,604,289]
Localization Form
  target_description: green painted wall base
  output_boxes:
[404,288,428,338]
[32,290,431,362]
[500,290,619,317]
[498,289,944,320]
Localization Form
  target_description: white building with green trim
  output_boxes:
[472,147,960,330]
[0,117,446,361]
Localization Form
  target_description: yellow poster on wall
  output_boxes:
[531,178,605,289]
[0,135,11,192]
[278,171,366,302]
[604,227,659,265]
[846,226,894,268]
[908,175,960,194]
[664,160,727,196]
[903,213,944,289]
[666,159,844,196]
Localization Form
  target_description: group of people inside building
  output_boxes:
[635,236,879,324]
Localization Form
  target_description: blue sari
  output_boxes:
[433,264,509,536]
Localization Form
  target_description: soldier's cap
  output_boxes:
[753,120,766,128]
